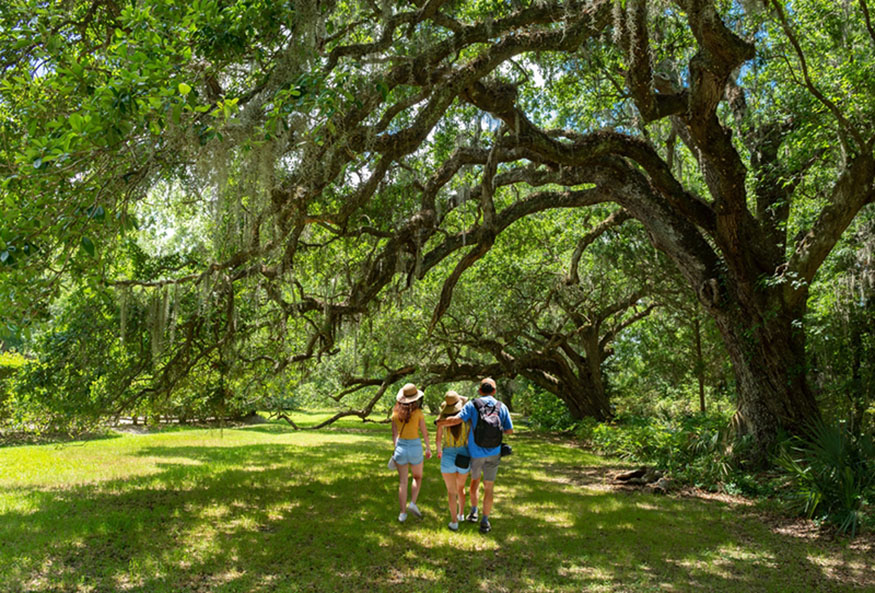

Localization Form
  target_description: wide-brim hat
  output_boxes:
[396,383,424,404]
[438,390,468,417]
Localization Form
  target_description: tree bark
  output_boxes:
[693,314,706,414]
[708,287,820,457]
[518,349,613,422]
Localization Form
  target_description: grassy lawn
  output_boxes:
[0,412,871,592]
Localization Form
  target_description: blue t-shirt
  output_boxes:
[458,396,513,458]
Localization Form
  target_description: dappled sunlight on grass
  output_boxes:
[0,424,871,592]
[805,552,874,588]
[675,545,778,582]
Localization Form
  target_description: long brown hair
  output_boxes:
[393,400,419,424]
[437,412,463,441]
[449,423,462,441]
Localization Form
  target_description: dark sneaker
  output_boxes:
[466,508,478,522]
[479,518,491,533]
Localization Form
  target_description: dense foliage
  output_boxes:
[777,422,874,536]
[1,1,873,474]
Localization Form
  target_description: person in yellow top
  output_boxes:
[391,383,432,522]
[435,391,472,531]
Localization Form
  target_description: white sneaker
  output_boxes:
[407,502,422,518]
[398,512,407,522]
[448,521,459,531]
[457,513,464,522]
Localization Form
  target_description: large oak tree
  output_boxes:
[2,0,874,454]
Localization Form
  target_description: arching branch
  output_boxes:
[768,0,865,153]
[785,155,875,308]
[567,208,633,284]
[274,365,417,428]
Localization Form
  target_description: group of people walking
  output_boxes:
[389,377,513,533]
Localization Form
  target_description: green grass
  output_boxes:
[0,413,871,592]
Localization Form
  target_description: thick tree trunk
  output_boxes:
[709,292,821,459]
[519,353,613,422]
[578,342,613,422]
[694,314,706,414]
[567,378,612,422]
[543,375,612,422]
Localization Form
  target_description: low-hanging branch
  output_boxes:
[272,365,416,429]
[9,0,874,451]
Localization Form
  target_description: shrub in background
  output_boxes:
[514,380,577,431]
[580,413,774,494]
[518,384,746,491]
[776,422,874,536]
[0,351,27,423]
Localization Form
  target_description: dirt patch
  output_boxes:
[673,486,756,506]
[548,459,874,561]
[542,462,633,492]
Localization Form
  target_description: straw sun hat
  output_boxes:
[396,383,424,404]
[438,390,468,418]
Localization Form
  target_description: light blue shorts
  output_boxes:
[393,438,424,466]
[440,446,471,474]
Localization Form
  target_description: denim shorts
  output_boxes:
[393,438,424,466]
[440,446,471,475]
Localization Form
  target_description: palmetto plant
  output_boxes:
[777,422,874,536]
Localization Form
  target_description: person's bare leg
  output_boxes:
[442,472,458,522]
[482,480,495,516]
[456,473,467,518]
[410,462,424,504]
[469,476,480,510]
[397,464,409,514]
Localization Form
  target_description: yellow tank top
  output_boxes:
[393,409,424,439]
[442,421,469,448]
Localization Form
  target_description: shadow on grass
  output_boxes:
[233,415,389,437]
[0,429,124,449]
[0,430,871,592]
[233,423,300,435]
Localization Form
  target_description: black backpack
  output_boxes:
[473,398,504,448]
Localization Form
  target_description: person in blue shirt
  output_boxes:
[436,377,513,533]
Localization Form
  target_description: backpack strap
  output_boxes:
[474,398,500,415]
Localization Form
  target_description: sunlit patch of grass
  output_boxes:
[0,421,872,592]
[804,550,875,589]
[676,545,777,580]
